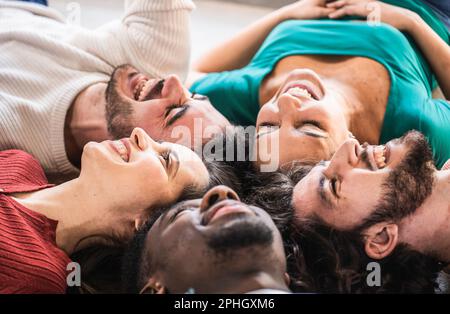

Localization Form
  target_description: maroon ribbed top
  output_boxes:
[0,150,71,294]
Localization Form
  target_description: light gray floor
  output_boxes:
[48,0,271,62]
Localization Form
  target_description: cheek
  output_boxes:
[126,161,170,196]
[293,182,316,218]
[134,108,166,138]
[257,103,278,122]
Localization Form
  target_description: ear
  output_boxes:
[284,273,291,287]
[363,223,399,260]
[139,277,167,294]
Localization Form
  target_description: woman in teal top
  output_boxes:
[188,0,450,169]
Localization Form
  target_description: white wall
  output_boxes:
[48,0,271,61]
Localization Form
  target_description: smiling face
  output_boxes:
[105,65,230,148]
[80,127,210,218]
[139,185,286,294]
[255,69,351,169]
[293,131,436,231]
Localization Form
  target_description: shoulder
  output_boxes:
[0,149,43,170]
[0,149,50,191]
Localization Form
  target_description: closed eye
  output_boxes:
[257,122,279,139]
[160,150,171,169]
[164,104,183,119]
[296,120,328,139]
[168,206,193,224]
[329,177,339,198]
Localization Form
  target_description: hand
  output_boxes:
[326,0,419,31]
[278,0,336,21]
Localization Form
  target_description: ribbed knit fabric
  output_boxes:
[0,150,71,294]
[0,0,195,178]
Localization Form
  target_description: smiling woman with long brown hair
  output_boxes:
[189,0,450,170]
[0,127,231,293]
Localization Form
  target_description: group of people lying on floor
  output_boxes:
[0,0,449,293]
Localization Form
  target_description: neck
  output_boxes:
[195,271,289,294]
[331,78,386,145]
[14,178,134,255]
[65,83,110,168]
[399,170,450,263]
[326,78,362,130]
[230,272,289,294]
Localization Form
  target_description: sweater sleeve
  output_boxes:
[70,0,195,81]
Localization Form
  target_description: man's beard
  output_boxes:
[105,66,135,139]
[355,131,436,232]
[207,217,274,257]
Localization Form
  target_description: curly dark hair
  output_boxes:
[285,217,444,293]
[202,126,256,197]
[244,163,444,293]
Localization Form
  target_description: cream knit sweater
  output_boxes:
[0,0,194,177]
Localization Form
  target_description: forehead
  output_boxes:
[170,143,208,177]
[279,133,332,163]
[257,131,332,167]
[151,199,201,236]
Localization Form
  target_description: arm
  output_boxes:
[406,15,450,100]
[72,0,194,81]
[121,0,195,80]
[327,0,450,100]
[192,0,335,74]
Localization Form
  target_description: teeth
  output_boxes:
[374,145,386,169]
[113,141,128,162]
[287,87,312,98]
[134,79,148,101]
[138,79,155,101]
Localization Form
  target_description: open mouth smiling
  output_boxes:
[358,144,391,170]
[108,139,131,162]
[281,80,322,101]
[130,73,165,102]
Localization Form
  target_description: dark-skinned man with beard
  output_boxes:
[121,185,291,294]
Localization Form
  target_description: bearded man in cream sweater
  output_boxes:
[0,0,230,181]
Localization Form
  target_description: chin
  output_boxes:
[81,141,113,169]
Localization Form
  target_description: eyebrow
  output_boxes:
[167,105,190,127]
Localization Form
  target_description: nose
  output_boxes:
[278,94,302,118]
[131,127,163,152]
[200,185,240,212]
[161,75,188,101]
[324,139,360,177]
